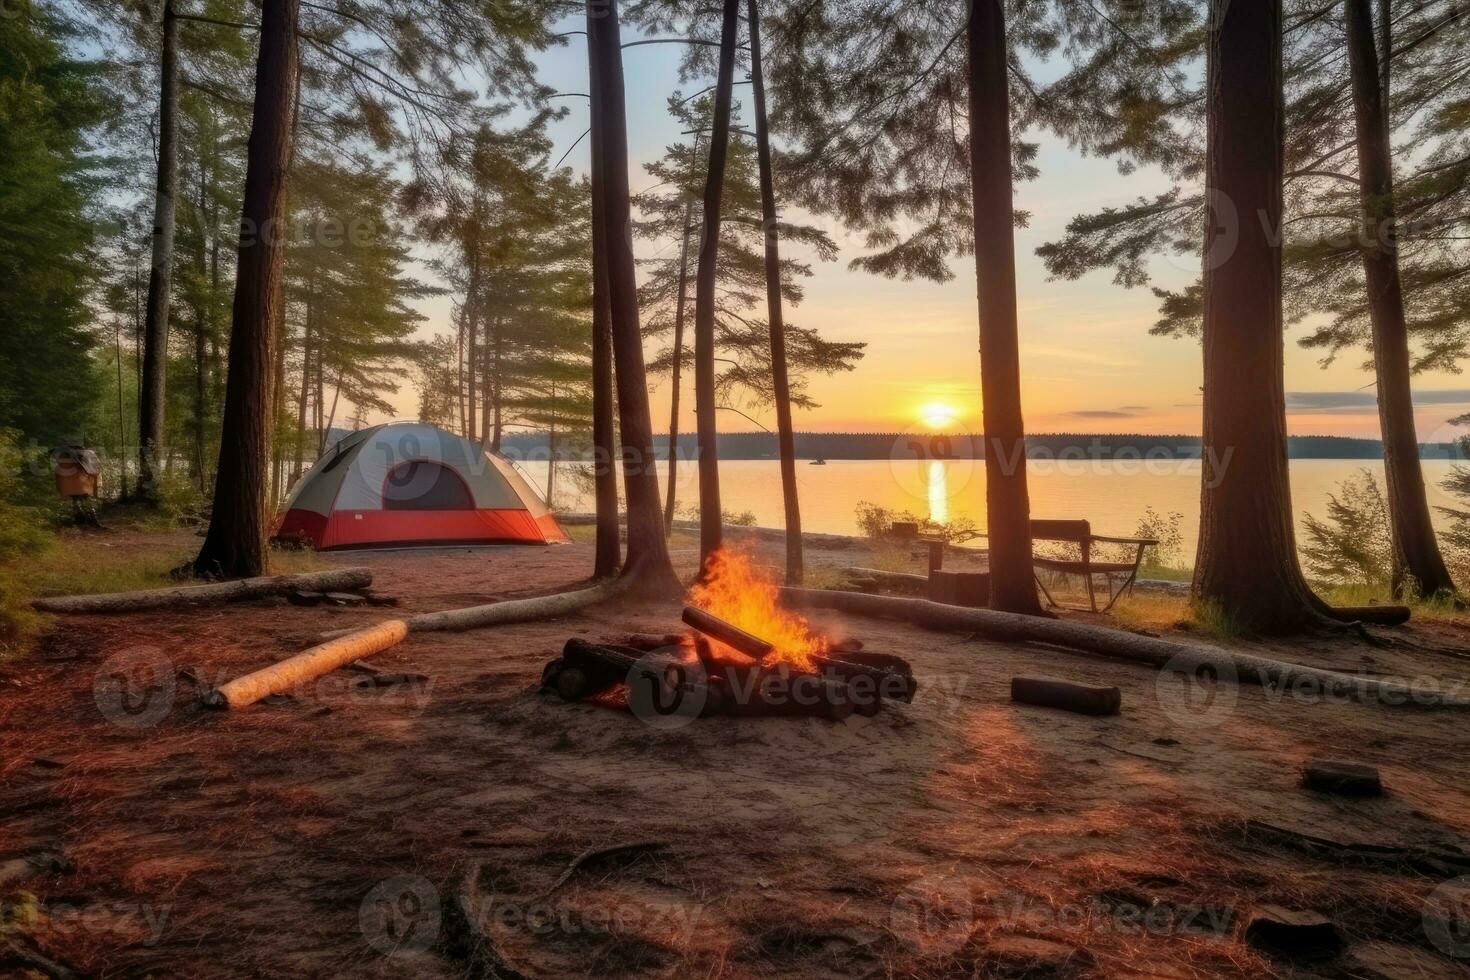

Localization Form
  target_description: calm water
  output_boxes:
[521,458,1469,550]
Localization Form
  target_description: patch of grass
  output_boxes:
[1185,597,1246,640]
[860,544,923,573]
[1108,592,1190,631]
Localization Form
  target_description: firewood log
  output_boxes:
[205,620,409,709]
[682,606,775,659]
[34,568,373,614]
[1011,675,1121,716]
[811,650,917,703]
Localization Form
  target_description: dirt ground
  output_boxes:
[5,530,1470,978]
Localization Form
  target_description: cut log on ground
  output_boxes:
[779,587,1470,710]
[1332,604,1411,626]
[1011,675,1121,716]
[205,620,409,709]
[682,605,775,659]
[33,568,373,614]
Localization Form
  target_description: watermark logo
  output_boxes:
[360,875,441,956]
[1425,876,1470,959]
[1154,652,1238,728]
[94,647,176,728]
[627,656,708,730]
[890,874,974,954]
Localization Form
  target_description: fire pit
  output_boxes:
[540,550,917,722]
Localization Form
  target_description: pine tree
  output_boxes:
[195,0,300,578]
[0,6,110,445]
[588,0,681,595]
[763,0,1054,612]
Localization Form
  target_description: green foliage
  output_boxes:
[1133,506,1187,574]
[852,500,975,541]
[636,94,863,416]
[1300,469,1394,587]
[1036,0,1470,364]
[0,431,57,656]
[0,7,111,445]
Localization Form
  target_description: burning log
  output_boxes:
[811,650,917,704]
[682,606,775,660]
[699,658,858,721]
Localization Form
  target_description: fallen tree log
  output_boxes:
[410,580,627,633]
[205,620,409,709]
[319,580,629,641]
[32,568,373,614]
[779,588,1470,710]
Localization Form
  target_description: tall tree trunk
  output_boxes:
[114,314,130,499]
[1345,0,1455,598]
[692,0,742,567]
[139,0,179,500]
[269,69,303,508]
[455,308,467,437]
[192,159,209,492]
[587,0,680,595]
[194,0,300,579]
[588,44,622,578]
[748,0,803,585]
[967,0,1042,615]
[546,390,557,507]
[1193,0,1332,633]
[664,198,694,534]
[294,291,311,480]
[490,327,503,450]
[465,227,481,443]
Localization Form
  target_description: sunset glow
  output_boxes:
[919,402,961,430]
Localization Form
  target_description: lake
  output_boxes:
[521,458,1470,552]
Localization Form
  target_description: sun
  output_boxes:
[919,401,961,430]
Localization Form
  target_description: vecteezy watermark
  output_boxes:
[890,874,976,955]
[360,875,442,957]
[485,893,705,948]
[1425,876,1470,959]
[3,899,172,947]
[1154,652,1239,729]
[94,647,177,729]
[626,655,709,730]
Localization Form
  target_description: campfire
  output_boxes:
[541,549,916,721]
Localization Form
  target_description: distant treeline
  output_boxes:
[497,431,1469,460]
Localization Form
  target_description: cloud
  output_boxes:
[1119,405,1150,411]
[1286,389,1470,415]
[1066,410,1137,419]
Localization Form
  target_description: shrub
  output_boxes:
[1133,506,1186,575]
[853,500,977,542]
[1300,469,1392,588]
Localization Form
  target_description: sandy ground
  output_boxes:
[5,531,1470,978]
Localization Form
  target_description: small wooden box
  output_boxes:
[928,570,990,607]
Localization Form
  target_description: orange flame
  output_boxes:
[687,548,829,670]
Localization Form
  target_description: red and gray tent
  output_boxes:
[275,422,569,550]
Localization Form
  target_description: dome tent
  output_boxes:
[275,422,569,550]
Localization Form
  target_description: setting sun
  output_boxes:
[919,401,961,430]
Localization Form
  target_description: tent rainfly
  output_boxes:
[275,423,570,550]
